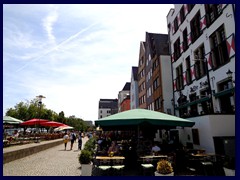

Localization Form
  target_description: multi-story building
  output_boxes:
[167,4,235,155]
[130,66,139,109]
[98,99,118,119]
[145,32,173,114]
[138,42,147,109]
[118,82,131,112]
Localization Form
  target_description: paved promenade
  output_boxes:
[3,137,88,176]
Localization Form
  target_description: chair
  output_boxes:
[141,158,154,176]
[112,159,125,176]
[97,159,112,176]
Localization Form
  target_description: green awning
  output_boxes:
[95,109,195,128]
[214,87,235,98]
[176,97,210,110]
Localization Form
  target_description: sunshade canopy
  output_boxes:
[54,125,74,131]
[41,121,66,127]
[3,116,23,124]
[20,119,49,126]
[95,109,195,128]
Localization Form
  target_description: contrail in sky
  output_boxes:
[16,21,99,72]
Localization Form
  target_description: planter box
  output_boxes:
[81,164,93,176]
[223,167,235,176]
[155,171,174,176]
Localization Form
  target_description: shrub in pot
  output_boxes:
[79,150,93,176]
[155,159,174,176]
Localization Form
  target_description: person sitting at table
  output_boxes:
[151,142,161,155]
[108,141,119,156]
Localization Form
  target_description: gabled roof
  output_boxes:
[122,82,131,91]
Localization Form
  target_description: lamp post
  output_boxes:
[35,95,46,143]
[193,57,214,114]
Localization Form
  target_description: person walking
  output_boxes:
[70,131,76,150]
[78,131,82,151]
[63,132,69,150]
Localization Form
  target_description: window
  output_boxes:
[174,38,181,61]
[187,4,195,12]
[185,56,192,85]
[209,25,229,70]
[153,77,160,90]
[194,45,206,80]
[154,97,162,110]
[174,17,178,32]
[176,64,184,90]
[205,4,222,26]
[183,28,188,51]
[180,6,185,24]
[190,11,201,43]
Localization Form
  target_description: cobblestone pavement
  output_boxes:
[3,137,88,176]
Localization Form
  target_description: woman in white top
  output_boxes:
[63,132,69,150]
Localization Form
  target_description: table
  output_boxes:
[95,156,125,166]
[140,155,168,159]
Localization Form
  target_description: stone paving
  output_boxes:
[3,137,88,176]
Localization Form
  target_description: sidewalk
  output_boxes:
[3,137,89,176]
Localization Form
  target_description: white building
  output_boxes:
[167,4,235,155]
[98,99,118,119]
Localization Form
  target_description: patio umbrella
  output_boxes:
[3,116,23,124]
[20,118,49,126]
[41,121,66,127]
[54,125,74,131]
[95,109,195,128]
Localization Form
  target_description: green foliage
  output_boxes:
[79,150,93,164]
[5,98,89,130]
[84,137,96,153]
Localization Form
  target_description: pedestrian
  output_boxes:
[63,132,69,150]
[70,131,76,150]
[78,131,82,150]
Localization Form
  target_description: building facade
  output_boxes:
[138,42,147,109]
[130,66,139,109]
[167,4,235,154]
[118,82,131,112]
[98,99,118,119]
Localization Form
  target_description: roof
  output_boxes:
[99,99,118,109]
[146,32,169,55]
[122,82,131,91]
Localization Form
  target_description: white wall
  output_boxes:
[179,114,235,153]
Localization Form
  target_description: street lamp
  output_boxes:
[193,56,214,114]
[35,95,46,143]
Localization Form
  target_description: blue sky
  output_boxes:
[3,4,174,121]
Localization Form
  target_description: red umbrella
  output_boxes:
[20,119,49,126]
[41,121,66,127]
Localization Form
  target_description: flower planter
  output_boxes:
[223,167,235,176]
[81,164,93,176]
[155,171,174,176]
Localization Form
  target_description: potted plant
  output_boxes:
[155,159,174,176]
[223,156,235,176]
[79,149,93,176]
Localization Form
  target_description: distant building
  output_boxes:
[120,95,130,112]
[130,66,139,109]
[118,82,130,112]
[98,99,118,119]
